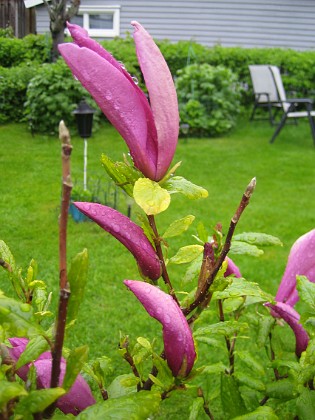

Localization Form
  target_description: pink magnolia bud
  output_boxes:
[59,22,178,181]
[74,202,161,280]
[8,338,95,415]
[124,280,196,377]
[276,229,315,307]
[224,257,242,278]
[265,303,309,357]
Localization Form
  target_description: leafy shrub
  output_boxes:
[25,59,101,134]
[0,34,51,67]
[0,64,38,124]
[176,64,241,137]
[0,26,14,38]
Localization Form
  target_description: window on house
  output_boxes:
[69,6,120,38]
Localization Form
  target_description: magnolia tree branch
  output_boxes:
[184,177,256,316]
[147,215,180,305]
[46,121,73,416]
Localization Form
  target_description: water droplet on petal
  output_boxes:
[132,76,139,85]
[112,224,120,233]
[117,61,126,70]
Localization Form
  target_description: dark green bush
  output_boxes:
[0,64,38,124]
[176,64,241,137]
[24,59,101,134]
[0,34,51,67]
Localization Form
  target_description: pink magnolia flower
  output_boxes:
[225,257,242,278]
[8,338,95,415]
[265,303,309,357]
[275,229,315,307]
[74,202,161,280]
[59,21,179,181]
[124,280,196,377]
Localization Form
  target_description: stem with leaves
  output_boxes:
[184,177,256,317]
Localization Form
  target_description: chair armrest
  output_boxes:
[286,98,313,105]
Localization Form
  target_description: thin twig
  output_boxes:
[45,121,73,418]
[183,177,256,316]
[147,215,180,305]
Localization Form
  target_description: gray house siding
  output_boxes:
[34,0,315,50]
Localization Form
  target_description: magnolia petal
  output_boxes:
[124,280,196,377]
[74,202,161,280]
[7,338,96,415]
[132,21,179,180]
[266,302,309,357]
[225,257,242,278]
[276,229,315,307]
[58,43,158,179]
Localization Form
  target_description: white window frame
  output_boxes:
[69,5,120,38]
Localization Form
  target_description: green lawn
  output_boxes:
[1,118,315,411]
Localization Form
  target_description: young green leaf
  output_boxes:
[265,379,297,400]
[63,346,89,391]
[0,381,27,408]
[220,373,247,418]
[133,178,171,215]
[163,215,195,239]
[16,335,49,369]
[213,278,274,303]
[189,397,204,420]
[101,153,141,197]
[233,232,282,247]
[296,389,315,420]
[76,391,161,419]
[194,320,249,339]
[296,275,315,311]
[230,241,264,257]
[183,255,202,284]
[234,371,265,392]
[169,245,204,264]
[0,294,45,337]
[257,315,275,348]
[14,388,66,418]
[233,406,278,419]
[67,249,89,324]
[107,374,140,398]
[163,176,208,199]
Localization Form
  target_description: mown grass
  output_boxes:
[1,118,315,415]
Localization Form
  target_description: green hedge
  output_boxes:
[1,33,315,134]
[0,64,39,124]
[24,59,101,134]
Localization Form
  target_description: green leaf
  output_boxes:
[296,275,315,311]
[236,351,265,376]
[169,245,204,264]
[233,406,279,419]
[67,249,89,324]
[196,221,209,243]
[194,320,248,339]
[212,278,274,303]
[233,232,282,247]
[257,315,275,348]
[101,153,141,196]
[84,356,113,389]
[230,240,264,257]
[0,240,16,274]
[265,379,297,400]
[296,389,315,420]
[0,294,44,337]
[163,215,195,238]
[223,297,245,313]
[152,354,174,390]
[77,391,161,419]
[0,381,27,408]
[183,255,202,283]
[14,388,65,417]
[62,345,89,391]
[136,337,152,350]
[189,397,204,420]
[197,361,227,375]
[220,373,247,418]
[107,374,140,399]
[133,178,171,215]
[16,334,49,369]
[163,176,208,200]
[234,372,265,392]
